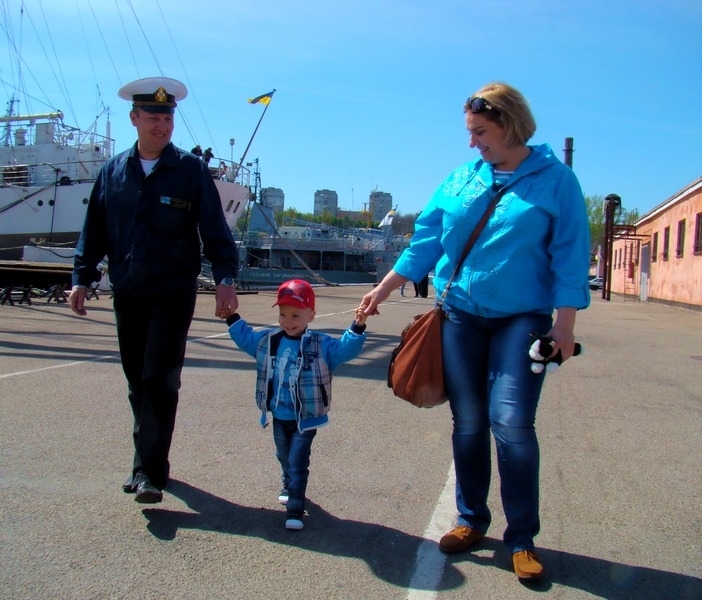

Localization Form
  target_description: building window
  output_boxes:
[676,219,686,258]
[694,213,702,254]
[652,231,658,262]
[662,226,670,261]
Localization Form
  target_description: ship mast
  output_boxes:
[233,90,276,178]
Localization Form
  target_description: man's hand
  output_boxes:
[68,286,88,316]
[215,285,239,319]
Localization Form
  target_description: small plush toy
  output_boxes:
[528,333,583,374]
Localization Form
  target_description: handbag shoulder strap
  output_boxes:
[438,186,508,304]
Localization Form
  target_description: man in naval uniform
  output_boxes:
[69,77,239,503]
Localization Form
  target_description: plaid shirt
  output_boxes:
[228,319,366,433]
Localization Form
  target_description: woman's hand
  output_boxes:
[359,270,408,317]
[548,307,577,362]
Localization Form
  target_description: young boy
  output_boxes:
[226,279,367,530]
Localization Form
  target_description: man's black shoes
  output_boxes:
[122,475,136,494]
[134,478,163,503]
[126,472,163,503]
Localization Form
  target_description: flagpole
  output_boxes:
[235,89,276,177]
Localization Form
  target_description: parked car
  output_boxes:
[589,277,603,290]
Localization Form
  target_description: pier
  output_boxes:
[1,287,700,599]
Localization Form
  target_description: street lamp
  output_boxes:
[602,193,621,301]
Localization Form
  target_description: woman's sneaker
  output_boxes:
[278,490,289,505]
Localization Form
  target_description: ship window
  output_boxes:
[1,165,29,186]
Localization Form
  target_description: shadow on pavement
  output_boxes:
[446,536,702,599]
[141,479,465,592]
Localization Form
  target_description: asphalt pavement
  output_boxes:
[1,287,700,600]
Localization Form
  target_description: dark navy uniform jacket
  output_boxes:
[73,141,238,293]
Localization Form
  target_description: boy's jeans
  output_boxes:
[272,418,317,517]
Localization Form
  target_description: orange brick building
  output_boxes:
[608,177,702,310]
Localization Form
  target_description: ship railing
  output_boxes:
[53,123,115,156]
[0,158,109,187]
[206,157,250,188]
[240,232,382,252]
[0,115,115,155]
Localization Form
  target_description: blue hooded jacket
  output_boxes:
[393,143,591,317]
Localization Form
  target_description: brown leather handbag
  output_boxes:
[387,188,507,407]
[387,305,447,407]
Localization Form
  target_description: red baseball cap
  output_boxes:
[273,279,315,310]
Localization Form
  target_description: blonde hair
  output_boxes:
[464,82,536,147]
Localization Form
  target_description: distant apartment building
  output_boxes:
[314,189,338,217]
[248,202,277,235]
[261,187,285,214]
[369,190,392,223]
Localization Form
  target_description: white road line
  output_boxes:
[4,303,458,599]
[0,353,116,379]
[0,307,358,379]
[406,463,456,600]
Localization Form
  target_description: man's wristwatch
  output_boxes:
[219,277,236,288]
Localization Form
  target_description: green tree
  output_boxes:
[585,195,640,255]
[619,208,639,225]
[585,195,605,252]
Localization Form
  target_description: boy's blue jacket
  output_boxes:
[228,317,366,432]
[393,143,591,317]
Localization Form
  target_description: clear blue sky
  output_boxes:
[3,0,701,217]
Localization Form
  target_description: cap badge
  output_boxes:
[154,87,168,103]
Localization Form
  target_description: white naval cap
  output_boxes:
[118,76,188,114]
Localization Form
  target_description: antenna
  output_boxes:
[350,168,354,211]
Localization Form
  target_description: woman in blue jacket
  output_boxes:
[360,82,590,580]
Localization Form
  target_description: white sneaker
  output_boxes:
[278,491,289,505]
[285,518,304,530]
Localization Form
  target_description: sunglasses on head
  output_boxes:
[467,97,498,114]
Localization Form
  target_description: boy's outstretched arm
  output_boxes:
[225,312,261,358]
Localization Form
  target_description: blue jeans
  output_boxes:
[272,418,317,517]
[441,307,552,553]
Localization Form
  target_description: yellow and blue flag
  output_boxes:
[248,90,276,105]
[378,209,396,228]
